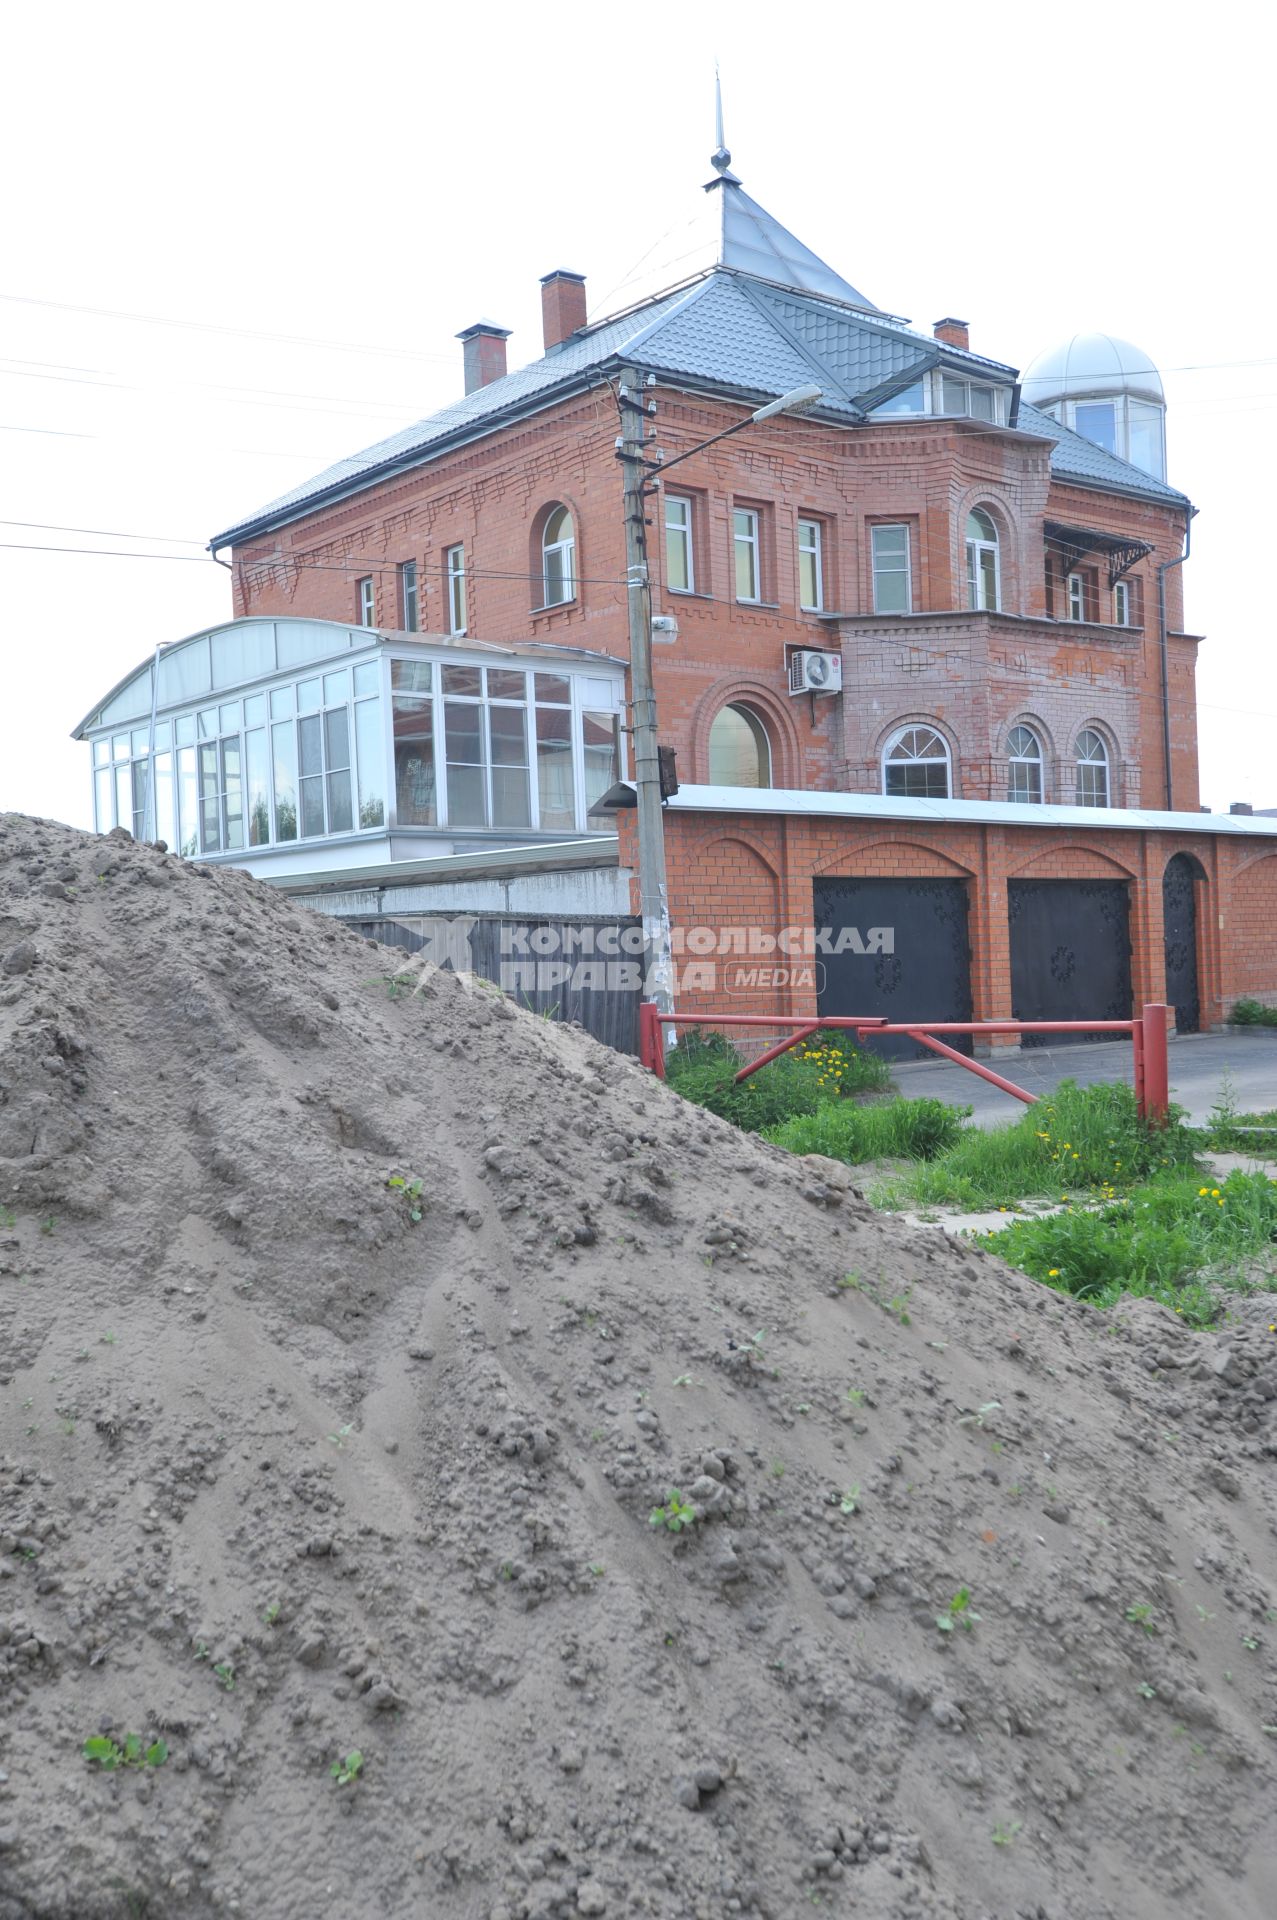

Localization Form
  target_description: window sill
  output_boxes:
[735,600,781,611]
[530,600,579,617]
[665,588,714,602]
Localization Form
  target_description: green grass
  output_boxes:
[872,1080,1199,1211]
[974,1168,1277,1326]
[761,1096,967,1163]
[666,1026,891,1133]
[1228,997,1277,1028]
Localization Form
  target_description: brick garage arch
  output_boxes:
[690,678,803,788]
[1006,842,1137,882]
[811,835,975,880]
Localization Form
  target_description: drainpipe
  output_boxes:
[1157,505,1197,810]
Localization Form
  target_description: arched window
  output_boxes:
[541,505,576,607]
[708,703,771,788]
[965,508,1000,611]
[1075,728,1110,807]
[883,724,951,799]
[1007,724,1043,803]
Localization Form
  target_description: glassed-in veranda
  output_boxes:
[74,619,626,868]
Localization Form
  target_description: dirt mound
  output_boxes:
[1,813,1275,1920]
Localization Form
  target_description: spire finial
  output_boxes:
[710,62,731,173]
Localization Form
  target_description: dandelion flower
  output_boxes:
[1048,1268,1061,1278]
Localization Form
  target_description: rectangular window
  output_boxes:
[323,707,353,834]
[733,508,760,603]
[798,518,823,612]
[940,375,999,421]
[271,722,298,841]
[354,698,385,828]
[357,577,375,627]
[298,714,326,837]
[1068,573,1085,621]
[665,495,694,593]
[400,561,419,632]
[535,706,576,831]
[177,745,199,855]
[446,545,466,635]
[582,710,621,822]
[871,524,911,614]
[1114,579,1131,626]
[392,695,435,826]
[489,703,531,830]
[445,701,486,827]
[197,741,220,852]
[873,378,927,415]
[245,728,270,846]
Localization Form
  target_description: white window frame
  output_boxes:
[797,517,823,612]
[1006,724,1044,804]
[708,702,772,788]
[1075,728,1111,808]
[871,523,912,614]
[400,561,418,632]
[446,545,467,636]
[965,509,1000,612]
[664,493,694,594]
[733,507,761,604]
[1067,572,1086,622]
[937,373,1001,422]
[541,508,576,608]
[1113,579,1131,627]
[881,724,952,799]
[357,577,375,627]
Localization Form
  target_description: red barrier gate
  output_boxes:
[638,1003,1172,1125]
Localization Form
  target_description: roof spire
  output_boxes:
[708,63,740,184]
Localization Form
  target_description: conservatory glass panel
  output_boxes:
[445,702,486,826]
[271,722,298,842]
[221,737,245,851]
[245,729,271,846]
[324,708,353,834]
[198,742,221,851]
[298,715,325,837]
[354,699,385,828]
[177,747,198,856]
[489,704,530,830]
[393,696,435,826]
[536,707,575,831]
[582,711,620,821]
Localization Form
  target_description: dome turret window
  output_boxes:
[1020,333,1167,481]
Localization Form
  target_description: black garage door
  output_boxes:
[1008,880,1132,1047]
[814,878,973,1060]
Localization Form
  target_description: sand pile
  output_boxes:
[1,812,1275,1920]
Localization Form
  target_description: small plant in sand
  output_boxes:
[1125,1602,1157,1636]
[83,1733,168,1771]
[991,1819,1022,1848]
[386,1173,425,1223]
[839,1485,861,1515]
[328,1423,355,1449]
[958,1401,1002,1430]
[936,1588,980,1635]
[263,1601,281,1627]
[649,1490,698,1533]
[213,1661,236,1691]
[330,1749,364,1786]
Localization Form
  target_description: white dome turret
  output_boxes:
[1020,331,1167,481]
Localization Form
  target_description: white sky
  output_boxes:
[2,0,1270,827]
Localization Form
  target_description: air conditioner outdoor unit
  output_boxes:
[788,649,842,695]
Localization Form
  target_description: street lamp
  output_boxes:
[615,378,824,1022]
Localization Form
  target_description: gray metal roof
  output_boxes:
[715,180,880,311]
[209,189,1183,547]
[1017,400,1189,507]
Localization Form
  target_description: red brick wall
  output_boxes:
[230,383,1197,811]
[620,807,1277,1032]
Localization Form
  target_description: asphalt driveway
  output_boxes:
[886,1029,1277,1128]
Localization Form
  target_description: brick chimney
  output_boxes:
[540,270,587,351]
[933,317,970,351]
[457,322,511,395]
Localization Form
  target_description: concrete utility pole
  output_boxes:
[617,366,675,1017]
